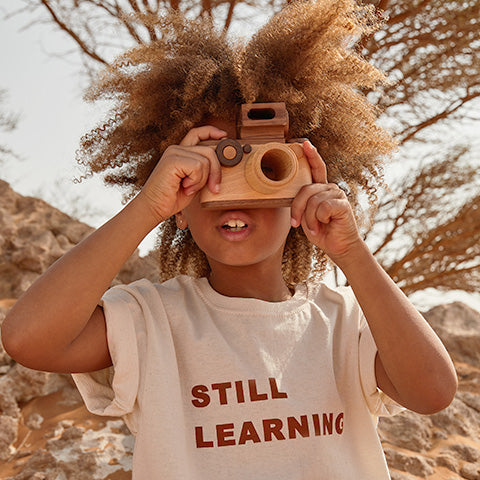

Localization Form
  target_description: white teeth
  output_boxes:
[225,219,246,228]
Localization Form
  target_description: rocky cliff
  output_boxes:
[381,302,480,479]
[0,180,158,299]
[0,180,479,479]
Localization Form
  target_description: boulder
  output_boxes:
[424,302,480,366]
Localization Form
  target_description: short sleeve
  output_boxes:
[72,285,145,434]
[358,320,404,417]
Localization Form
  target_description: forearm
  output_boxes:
[290,147,457,413]
[335,241,457,413]
[3,193,159,352]
[2,126,227,371]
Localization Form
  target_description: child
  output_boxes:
[2,1,457,479]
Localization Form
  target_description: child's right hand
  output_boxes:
[138,125,227,224]
[1,126,228,374]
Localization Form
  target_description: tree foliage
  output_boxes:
[7,0,480,295]
[359,0,480,295]
[367,146,480,294]
[362,0,480,143]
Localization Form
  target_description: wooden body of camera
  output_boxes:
[199,103,312,209]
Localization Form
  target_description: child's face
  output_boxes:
[181,194,292,272]
[179,116,293,273]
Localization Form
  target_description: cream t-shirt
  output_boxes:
[73,275,401,479]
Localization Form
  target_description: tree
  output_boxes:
[365,146,480,294]
[7,0,480,295]
[0,88,19,165]
[363,0,480,141]
[358,0,480,295]
[8,0,282,75]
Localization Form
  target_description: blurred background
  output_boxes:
[1,0,479,311]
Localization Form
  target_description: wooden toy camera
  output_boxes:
[199,103,312,209]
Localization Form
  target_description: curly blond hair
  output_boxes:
[77,0,396,284]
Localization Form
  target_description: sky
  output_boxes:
[1,4,479,312]
[1,5,127,228]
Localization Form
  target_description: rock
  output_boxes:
[30,474,48,480]
[444,444,480,463]
[461,462,480,480]
[455,362,480,396]
[11,450,58,480]
[379,411,434,452]
[389,471,422,480]
[459,391,480,414]
[430,393,480,442]
[384,449,435,477]
[0,415,18,461]
[0,364,70,404]
[0,300,16,371]
[377,303,480,480]
[0,179,158,299]
[436,453,459,473]
[0,381,20,418]
[25,413,44,430]
[0,182,152,478]
[40,419,133,480]
[424,302,480,366]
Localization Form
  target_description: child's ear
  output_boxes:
[175,213,188,229]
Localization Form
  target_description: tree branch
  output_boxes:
[39,0,108,65]
[397,90,480,143]
[224,0,237,31]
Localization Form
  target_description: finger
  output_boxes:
[180,126,227,147]
[177,154,210,195]
[207,152,222,194]
[290,183,337,228]
[303,141,328,184]
[303,189,345,234]
[303,197,325,235]
[181,145,222,194]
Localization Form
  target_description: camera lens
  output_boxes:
[245,144,298,194]
[260,150,294,181]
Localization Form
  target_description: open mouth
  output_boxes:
[221,219,248,232]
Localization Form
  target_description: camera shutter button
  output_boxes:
[215,139,243,167]
[223,146,237,160]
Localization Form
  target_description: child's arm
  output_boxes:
[291,142,458,414]
[1,126,226,374]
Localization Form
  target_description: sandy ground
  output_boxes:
[1,387,133,479]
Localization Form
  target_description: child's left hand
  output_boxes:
[290,141,363,264]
